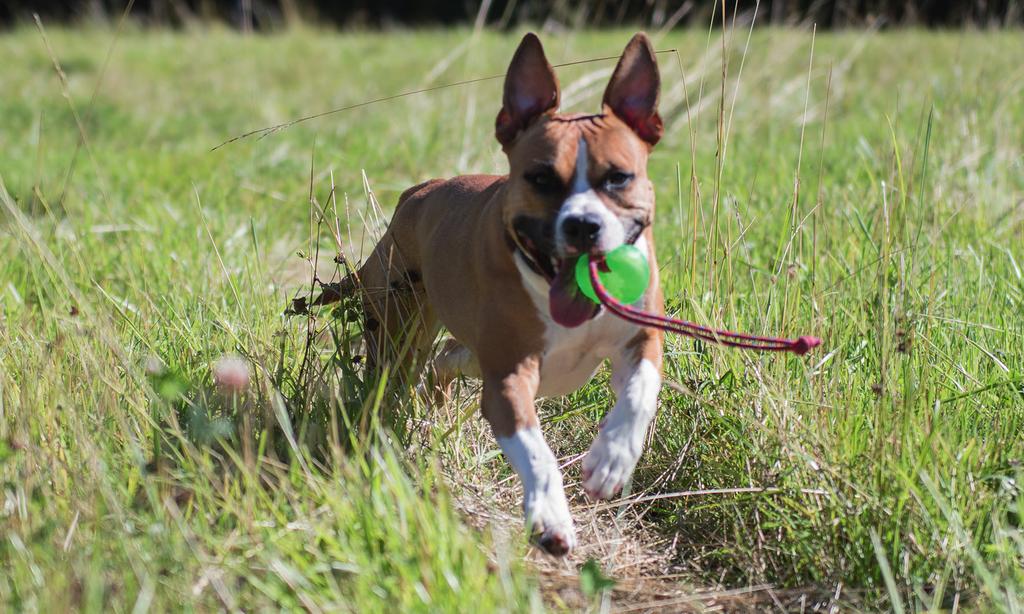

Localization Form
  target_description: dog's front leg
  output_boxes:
[582,329,663,499]
[482,359,576,555]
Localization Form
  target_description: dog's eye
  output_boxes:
[524,169,560,193]
[604,171,634,190]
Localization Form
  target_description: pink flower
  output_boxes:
[213,355,250,394]
[144,355,165,376]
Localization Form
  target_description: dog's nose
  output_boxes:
[561,214,603,252]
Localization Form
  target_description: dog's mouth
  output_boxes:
[510,217,599,328]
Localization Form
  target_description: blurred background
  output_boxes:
[4,0,1023,29]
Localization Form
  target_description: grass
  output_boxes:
[2,22,1023,611]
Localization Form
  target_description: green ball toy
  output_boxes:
[574,244,650,304]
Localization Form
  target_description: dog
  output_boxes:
[328,32,664,556]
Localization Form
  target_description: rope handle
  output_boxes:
[588,259,821,355]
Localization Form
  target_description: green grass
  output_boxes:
[2,23,1023,611]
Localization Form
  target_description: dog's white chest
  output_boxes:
[513,253,640,398]
[536,315,629,396]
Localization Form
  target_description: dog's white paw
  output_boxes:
[497,427,577,555]
[583,358,660,499]
[582,421,644,500]
[524,484,577,556]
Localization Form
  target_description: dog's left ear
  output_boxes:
[603,33,663,147]
[496,33,560,149]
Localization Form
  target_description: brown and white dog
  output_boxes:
[348,32,664,555]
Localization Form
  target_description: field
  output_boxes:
[2,23,1023,611]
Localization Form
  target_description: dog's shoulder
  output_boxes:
[397,177,447,205]
[445,174,506,195]
[399,175,506,206]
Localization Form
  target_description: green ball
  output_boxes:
[575,244,650,304]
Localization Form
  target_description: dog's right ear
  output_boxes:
[495,33,560,149]
[602,33,662,147]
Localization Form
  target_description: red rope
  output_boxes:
[588,259,821,355]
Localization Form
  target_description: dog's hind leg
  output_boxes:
[425,338,480,405]
[356,235,436,389]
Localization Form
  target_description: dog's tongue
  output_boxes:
[549,258,598,328]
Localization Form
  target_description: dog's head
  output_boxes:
[497,32,662,326]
